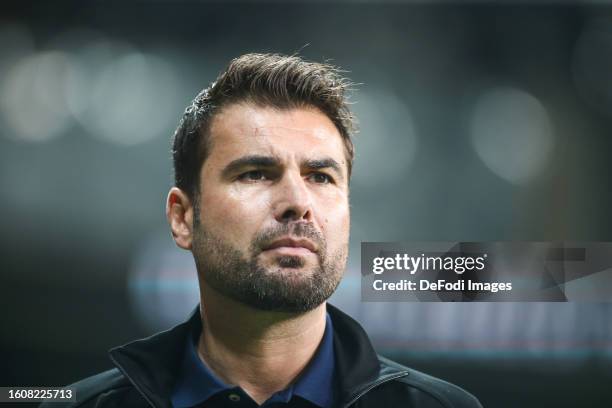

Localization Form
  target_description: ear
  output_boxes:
[166,187,195,250]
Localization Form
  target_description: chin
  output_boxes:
[276,255,307,269]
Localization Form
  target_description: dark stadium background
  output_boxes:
[1,1,612,407]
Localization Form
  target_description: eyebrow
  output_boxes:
[221,154,345,181]
[221,155,279,178]
[304,158,343,180]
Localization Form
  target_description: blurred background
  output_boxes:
[2,1,612,407]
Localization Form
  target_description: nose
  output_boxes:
[273,171,313,223]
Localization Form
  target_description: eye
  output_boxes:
[237,170,267,182]
[309,172,333,184]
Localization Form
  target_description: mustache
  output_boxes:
[251,222,325,254]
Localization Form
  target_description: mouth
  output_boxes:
[262,237,317,255]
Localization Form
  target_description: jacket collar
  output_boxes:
[109,308,199,408]
[109,303,401,408]
[326,304,381,404]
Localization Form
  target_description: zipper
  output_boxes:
[342,371,410,408]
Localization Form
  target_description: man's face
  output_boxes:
[191,103,350,313]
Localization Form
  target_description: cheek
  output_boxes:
[200,187,269,241]
[320,197,350,246]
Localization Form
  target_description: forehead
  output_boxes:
[205,103,347,169]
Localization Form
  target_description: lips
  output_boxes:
[263,237,317,253]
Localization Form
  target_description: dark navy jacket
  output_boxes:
[41,304,482,408]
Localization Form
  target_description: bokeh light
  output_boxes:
[0,51,78,142]
[352,88,418,187]
[84,51,181,145]
[128,232,199,333]
[469,86,554,185]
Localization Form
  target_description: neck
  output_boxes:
[197,282,327,405]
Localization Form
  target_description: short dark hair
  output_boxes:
[171,53,357,201]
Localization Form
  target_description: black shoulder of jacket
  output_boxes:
[377,355,483,408]
[39,368,133,408]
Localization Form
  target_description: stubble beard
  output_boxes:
[192,221,347,313]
